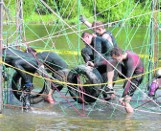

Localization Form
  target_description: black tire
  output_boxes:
[51,69,69,91]
[11,71,49,104]
[67,65,103,103]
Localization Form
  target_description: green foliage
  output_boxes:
[23,0,35,18]
[35,0,55,15]
[81,0,93,14]
[57,0,78,19]
[3,0,161,26]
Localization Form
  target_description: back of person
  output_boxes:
[92,36,114,65]
[3,48,37,67]
[123,50,144,77]
[100,31,118,48]
[37,52,68,71]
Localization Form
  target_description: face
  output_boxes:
[83,35,92,45]
[94,28,102,35]
[112,54,123,62]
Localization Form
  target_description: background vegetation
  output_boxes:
[3,0,161,26]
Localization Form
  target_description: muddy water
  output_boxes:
[1,105,161,131]
[1,89,161,131]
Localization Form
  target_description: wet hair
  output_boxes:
[110,47,124,57]
[92,21,105,29]
[81,32,91,38]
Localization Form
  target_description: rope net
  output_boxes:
[2,0,161,118]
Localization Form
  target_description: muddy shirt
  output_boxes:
[81,36,113,66]
[122,50,144,77]
[121,50,144,97]
[98,31,118,48]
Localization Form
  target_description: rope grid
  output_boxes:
[2,0,161,117]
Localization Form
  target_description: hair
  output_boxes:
[92,21,105,29]
[81,32,91,38]
[110,47,124,57]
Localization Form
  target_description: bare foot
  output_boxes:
[111,94,116,100]
[44,96,55,104]
[125,103,134,113]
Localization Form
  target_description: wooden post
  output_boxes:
[16,0,23,49]
[148,0,159,86]
[0,0,3,113]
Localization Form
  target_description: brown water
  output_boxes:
[1,104,161,131]
[1,88,161,131]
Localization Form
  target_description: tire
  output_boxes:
[67,65,103,103]
[51,69,69,91]
[11,71,50,104]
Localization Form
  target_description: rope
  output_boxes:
[2,0,161,116]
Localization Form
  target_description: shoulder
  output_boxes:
[126,50,140,61]
[102,33,111,39]
[126,50,138,56]
[103,30,112,35]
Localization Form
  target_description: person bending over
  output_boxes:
[36,51,68,104]
[3,47,39,109]
[81,32,117,99]
[110,47,144,113]
[3,47,38,88]
[3,47,68,104]
[80,15,117,47]
[26,47,68,104]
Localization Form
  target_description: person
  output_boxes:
[110,47,144,113]
[80,15,117,47]
[3,47,38,88]
[81,32,116,99]
[3,47,68,105]
[3,47,39,110]
[26,47,68,104]
[36,51,68,104]
[148,68,161,98]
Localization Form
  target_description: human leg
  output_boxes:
[121,77,143,113]
[12,59,35,110]
[119,95,133,113]
[103,59,117,100]
[44,88,55,104]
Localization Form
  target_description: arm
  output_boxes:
[126,59,135,78]
[109,33,118,47]
[103,31,118,47]
[102,33,113,46]
[122,58,136,97]
[83,21,92,28]
[81,47,93,63]
[93,38,102,66]
[80,15,92,28]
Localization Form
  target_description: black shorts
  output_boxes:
[122,76,143,97]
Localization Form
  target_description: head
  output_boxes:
[81,32,93,45]
[110,47,124,62]
[92,21,106,35]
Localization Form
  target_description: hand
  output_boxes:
[79,15,86,23]
[86,61,94,67]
